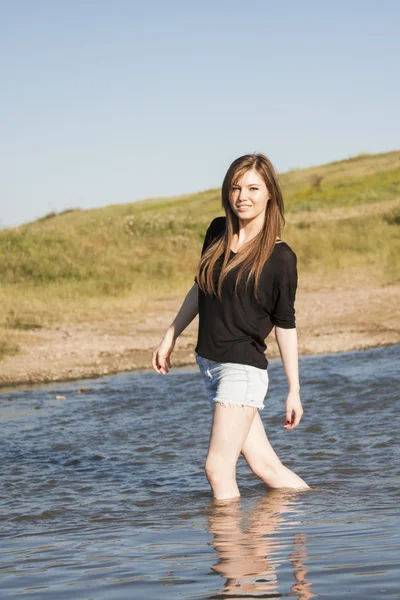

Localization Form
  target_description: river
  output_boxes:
[1,344,399,599]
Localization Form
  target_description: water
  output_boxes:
[0,344,399,599]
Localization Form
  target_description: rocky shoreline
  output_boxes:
[1,278,399,390]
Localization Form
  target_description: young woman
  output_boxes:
[152,153,310,500]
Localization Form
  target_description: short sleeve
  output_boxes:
[194,217,225,283]
[194,225,212,283]
[270,249,298,328]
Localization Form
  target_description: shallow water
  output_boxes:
[0,344,399,599]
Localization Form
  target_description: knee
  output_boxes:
[204,457,234,484]
[204,458,219,483]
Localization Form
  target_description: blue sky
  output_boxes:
[1,0,399,227]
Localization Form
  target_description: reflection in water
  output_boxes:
[0,345,398,598]
[206,492,315,599]
[290,532,314,599]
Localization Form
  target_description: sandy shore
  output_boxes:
[0,273,399,388]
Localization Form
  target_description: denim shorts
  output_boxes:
[195,351,269,411]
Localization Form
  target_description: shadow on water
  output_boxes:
[0,344,399,599]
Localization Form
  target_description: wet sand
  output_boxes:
[1,272,398,387]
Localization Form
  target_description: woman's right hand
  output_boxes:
[152,330,176,374]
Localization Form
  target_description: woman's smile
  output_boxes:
[230,168,271,222]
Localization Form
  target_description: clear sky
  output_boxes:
[1,0,399,227]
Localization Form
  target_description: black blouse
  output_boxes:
[194,216,298,369]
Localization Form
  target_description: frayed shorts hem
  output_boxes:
[213,399,265,410]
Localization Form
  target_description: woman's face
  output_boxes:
[229,168,271,223]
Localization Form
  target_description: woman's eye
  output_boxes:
[232,187,258,191]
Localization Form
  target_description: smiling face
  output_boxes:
[229,168,271,223]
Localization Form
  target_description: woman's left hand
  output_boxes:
[284,391,304,429]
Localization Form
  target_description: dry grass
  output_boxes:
[1,148,399,360]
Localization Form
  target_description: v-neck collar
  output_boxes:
[230,240,283,255]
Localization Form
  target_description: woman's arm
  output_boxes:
[274,326,303,429]
[274,327,300,392]
[152,282,199,374]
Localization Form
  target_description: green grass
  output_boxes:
[0,340,20,361]
[383,206,400,226]
[290,212,400,280]
[0,149,399,316]
[284,168,400,212]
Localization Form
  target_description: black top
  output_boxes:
[194,216,298,369]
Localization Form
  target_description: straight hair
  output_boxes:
[196,153,285,302]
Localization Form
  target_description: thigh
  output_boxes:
[207,402,258,470]
[241,411,281,470]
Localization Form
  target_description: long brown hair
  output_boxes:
[196,153,286,302]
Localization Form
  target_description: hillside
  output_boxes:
[1,149,399,384]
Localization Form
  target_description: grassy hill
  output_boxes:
[1,149,400,358]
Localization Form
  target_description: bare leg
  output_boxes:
[205,403,258,500]
[241,412,310,489]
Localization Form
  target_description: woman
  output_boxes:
[152,153,310,500]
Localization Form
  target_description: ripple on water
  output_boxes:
[0,344,399,599]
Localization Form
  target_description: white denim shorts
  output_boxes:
[195,351,269,411]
